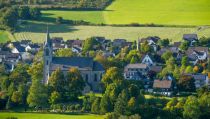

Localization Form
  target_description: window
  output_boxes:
[45,49,49,56]
[46,60,48,65]
[85,74,88,82]
[94,74,97,82]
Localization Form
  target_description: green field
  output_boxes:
[0,30,13,43]
[11,21,210,43]
[42,0,210,25]
[0,112,103,119]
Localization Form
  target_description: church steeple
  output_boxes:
[44,26,51,47]
[43,26,52,84]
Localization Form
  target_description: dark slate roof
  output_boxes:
[29,44,40,48]
[13,42,25,52]
[183,34,198,41]
[93,61,104,71]
[52,57,104,71]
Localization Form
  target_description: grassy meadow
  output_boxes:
[42,0,210,25]
[0,30,14,43]
[0,112,103,119]
[11,21,210,43]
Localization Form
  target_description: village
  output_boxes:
[0,32,209,97]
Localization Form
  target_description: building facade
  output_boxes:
[43,31,105,92]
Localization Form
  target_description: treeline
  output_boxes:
[0,0,113,10]
[0,6,41,31]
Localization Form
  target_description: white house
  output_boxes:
[141,54,154,66]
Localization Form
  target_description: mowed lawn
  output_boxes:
[42,0,210,25]
[12,21,210,43]
[0,112,103,119]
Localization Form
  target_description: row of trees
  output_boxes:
[0,6,41,31]
[0,0,113,10]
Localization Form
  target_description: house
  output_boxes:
[20,40,31,47]
[113,39,127,47]
[183,34,198,46]
[141,36,160,52]
[8,42,25,54]
[186,47,208,64]
[153,79,174,96]
[189,74,209,89]
[66,40,83,48]
[51,37,65,50]
[43,31,105,93]
[157,47,179,56]
[141,54,154,66]
[150,66,162,73]
[72,46,82,54]
[124,63,149,80]
[25,43,40,52]
[0,51,21,72]
[173,42,181,48]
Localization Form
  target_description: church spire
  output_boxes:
[45,24,51,47]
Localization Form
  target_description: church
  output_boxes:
[43,31,105,92]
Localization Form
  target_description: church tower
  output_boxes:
[43,29,52,84]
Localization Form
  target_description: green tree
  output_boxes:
[161,51,172,61]
[91,97,100,114]
[66,68,85,101]
[101,67,124,88]
[183,96,201,119]
[48,68,65,94]
[114,90,128,115]
[27,79,48,108]
[185,66,193,73]
[177,75,195,92]
[181,56,188,66]
[49,91,61,105]
[100,94,112,114]
[179,41,189,51]
[11,91,22,103]
[54,48,75,57]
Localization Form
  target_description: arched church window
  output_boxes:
[45,49,49,56]
[85,74,88,82]
[94,74,97,82]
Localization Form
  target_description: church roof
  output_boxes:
[52,57,104,71]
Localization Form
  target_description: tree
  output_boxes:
[183,96,201,119]
[181,56,188,66]
[56,16,63,24]
[158,39,170,47]
[126,50,141,63]
[100,94,112,114]
[54,48,75,57]
[179,41,189,51]
[161,51,172,61]
[114,90,128,115]
[82,37,100,54]
[140,41,151,53]
[91,97,100,114]
[185,66,193,73]
[193,66,199,73]
[48,68,65,94]
[66,68,85,101]
[11,91,22,103]
[177,75,195,92]
[101,67,124,88]
[18,6,30,19]
[49,91,61,105]
[127,97,137,113]
[27,79,48,108]
[0,7,18,31]
[173,65,180,80]
[130,56,138,64]
[29,7,41,19]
